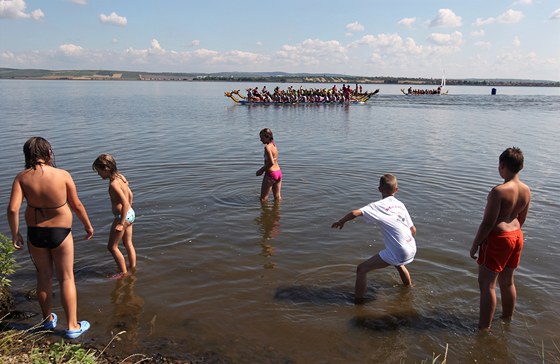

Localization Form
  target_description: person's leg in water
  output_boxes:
[108,219,128,276]
[395,265,413,287]
[260,175,275,202]
[478,264,499,330]
[122,223,136,272]
[498,267,516,321]
[355,254,389,304]
[272,178,282,201]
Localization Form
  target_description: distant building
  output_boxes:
[139,74,193,81]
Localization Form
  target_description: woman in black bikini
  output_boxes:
[7,137,94,339]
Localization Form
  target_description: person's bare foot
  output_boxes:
[110,271,129,279]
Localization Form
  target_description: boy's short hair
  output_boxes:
[379,174,398,193]
[499,147,524,174]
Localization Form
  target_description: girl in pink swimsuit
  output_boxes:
[256,128,282,202]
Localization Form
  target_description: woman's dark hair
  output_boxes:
[259,128,274,141]
[23,137,55,169]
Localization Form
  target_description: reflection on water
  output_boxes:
[274,285,354,305]
[108,274,144,344]
[0,81,559,363]
[351,289,469,334]
[255,202,281,268]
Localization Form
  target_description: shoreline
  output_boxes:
[2,77,558,88]
[1,68,558,87]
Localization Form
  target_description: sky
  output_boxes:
[1,0,559,81]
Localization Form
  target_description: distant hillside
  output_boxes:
[0,68,558,87]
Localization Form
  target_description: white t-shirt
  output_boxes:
[359,196,416,266]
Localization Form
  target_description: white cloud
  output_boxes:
[123,39,173,65]
[0,19,554,79]
[192,49,220,63]
[223,50,261,64]
[119,41,269,69]
[68,0,87,4]
[475,41,492,49]
[194,48,219,58]
[402,37,424,55]
[473,9,524,26]
[495,50,541,68]
[0,0,44,20]
[99,12,127,26]
[149,39,165,54]
[112,38,119,44]
[549,8,560,20]
[0,50,15,60]
[0,50,45,66]
[497,9,524,23]
[398,17,416,28]
[429,9,462,28]
[346,21,365,32]
[465,49,557,80]
[513,36,521,47]
[473,17,495,26]
[427,31,463,46]
[190,48,269,67]
[369,53,382,63]
[275,39,348,66]
[193,49,224,64]
[349,32,461,60]
[59,44,84,56]
[512,0,532,5]
[30,9,43,20]
[357,35,460,75]
[350,33,403,48]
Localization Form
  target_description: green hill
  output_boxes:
[0,68,558,87]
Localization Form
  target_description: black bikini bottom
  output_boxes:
[27,227,72,249]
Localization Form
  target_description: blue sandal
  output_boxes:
[64,320,90,339]
[43,313,57,330]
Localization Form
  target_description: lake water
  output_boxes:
[0,80,559,363]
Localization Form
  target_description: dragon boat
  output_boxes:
[400,87,448,95]
[401,72,448,95]
[224,89,379,105]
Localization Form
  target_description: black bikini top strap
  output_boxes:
[28,201,67,210]
[28,201,68,224]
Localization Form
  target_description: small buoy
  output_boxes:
[491,88,497,95]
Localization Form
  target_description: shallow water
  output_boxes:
[1,80,559,363]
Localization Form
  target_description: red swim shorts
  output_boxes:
[477,229,524,273]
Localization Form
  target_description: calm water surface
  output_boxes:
[0,80,559,363]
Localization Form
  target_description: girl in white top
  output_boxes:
[332,174,416,304]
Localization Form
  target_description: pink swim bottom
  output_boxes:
[266,169,282,182]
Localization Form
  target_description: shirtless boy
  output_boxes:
[332,174,417,304]
[470,147,531,330]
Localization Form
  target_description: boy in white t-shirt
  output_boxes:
[332,174,417,304]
